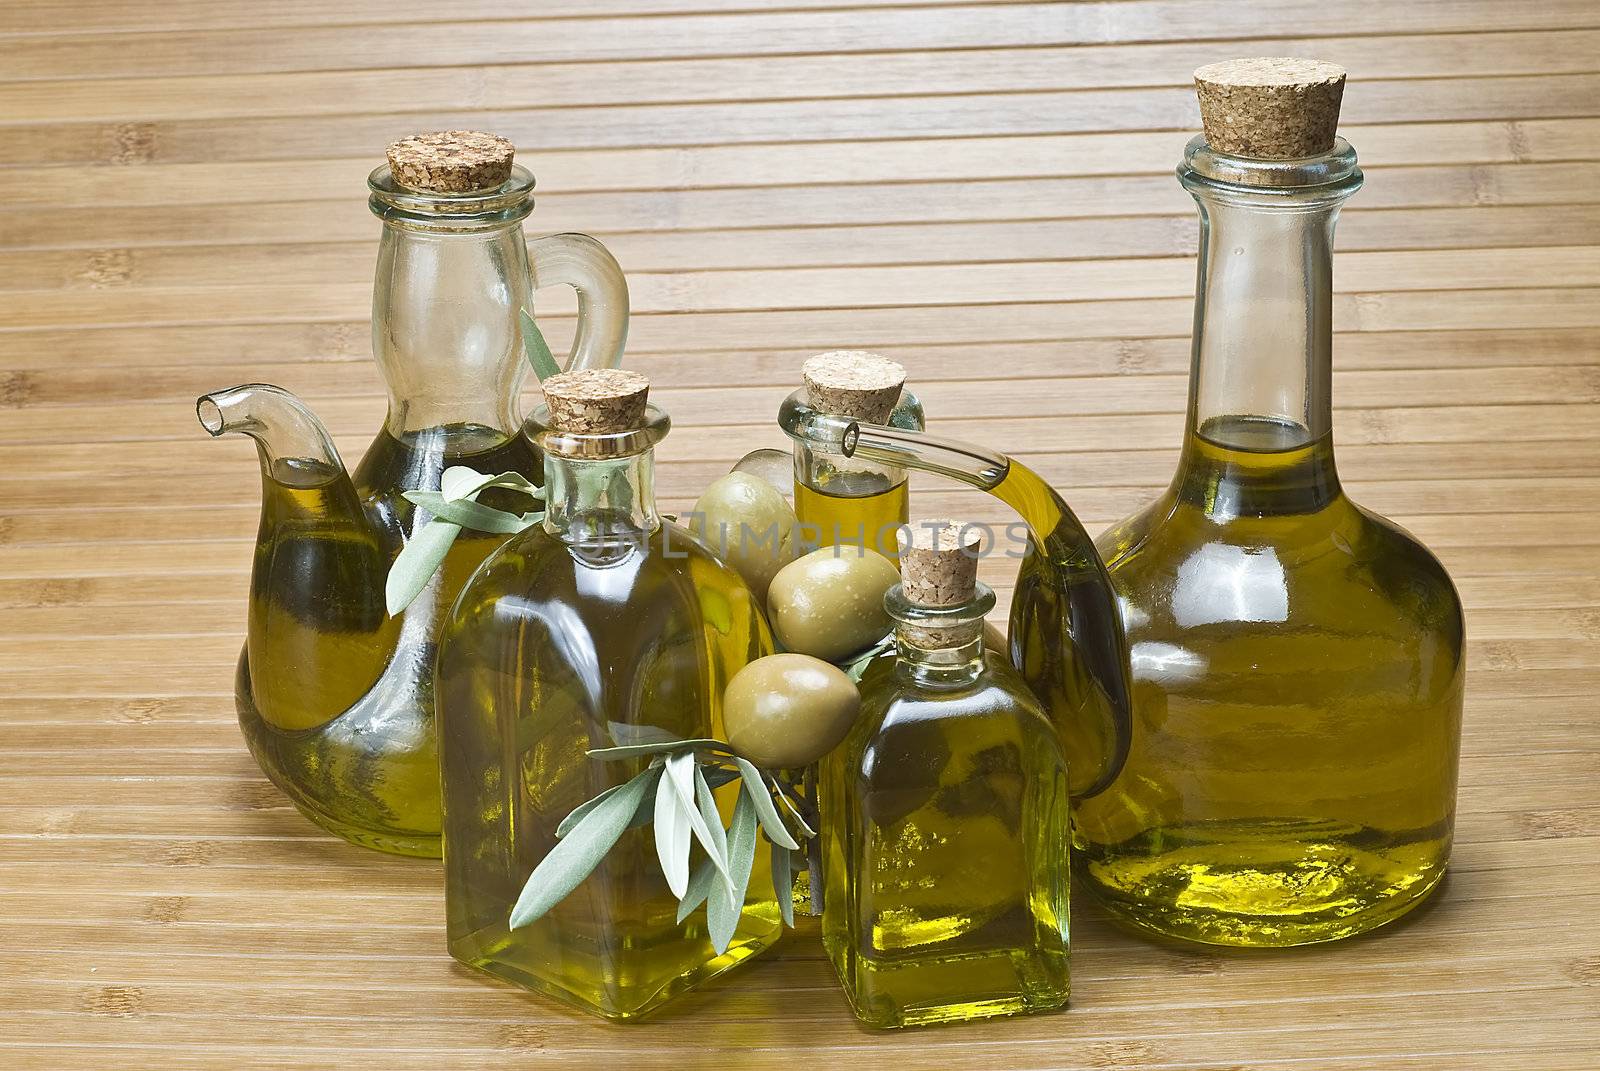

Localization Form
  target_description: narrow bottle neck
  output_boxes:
[1177,138,1362,515]
[894,630,985,689]
[886,582,993,690]
[542,449,660,542]
[371,218,531,438]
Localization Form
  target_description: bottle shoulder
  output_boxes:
[1101,493,1464,651]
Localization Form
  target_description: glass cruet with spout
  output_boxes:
[780,393,1134,802]
[1077,61,1464,946]
[782,350,924,559]
[822,521,1071,1029]
[434,370,780,1021]
[195,131,630,857]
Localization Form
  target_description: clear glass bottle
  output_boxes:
[783,351,924,559]
[822,522,1071,1028]
[435,370,781,1021]
[196,132,629,857]
[1076,62,1465,946]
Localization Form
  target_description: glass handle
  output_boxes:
[527,233,630,372]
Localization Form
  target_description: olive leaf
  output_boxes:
[653,762,694,898]
[586,738,734,762]
[385,517,463,616]
[521,308,561,382]
[707,785,760,954]
[607,722,681,747]
[692,762,735,894]
[732,756,799,851]
[770,776,817,840]
[769,842,795,927]
[676,856,718,923]
[667,752,732,887]
[440,466,544,503]
[401,490,538,534]
[385,464,545,615]
[509,765,661,930]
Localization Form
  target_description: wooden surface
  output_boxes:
[3,2,1599,1067]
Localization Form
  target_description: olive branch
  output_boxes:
[509,725,814,953]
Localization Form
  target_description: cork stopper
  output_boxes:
[802,351,905,423]
[385,130,516,194]
[1193,58,1345,159]
[541,368,650,433]
[896,520,983,648]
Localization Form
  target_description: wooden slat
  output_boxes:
[2,1,1598,1068]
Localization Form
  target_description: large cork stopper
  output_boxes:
[542,368,650,433]
[897,519,983,648]
[1193,58,1345,159]
[802,350,905,423]
[385,130,516,194]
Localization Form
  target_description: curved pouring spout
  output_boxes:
[779,391,1133,799]
[197,384,399,733]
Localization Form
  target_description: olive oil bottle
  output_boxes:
[1076,60,1465,946]
[436,370,781,1021]
[785,351,921,559]
[196,130,629,857]
[822,522,1070,1028]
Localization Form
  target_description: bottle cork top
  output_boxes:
[541,368,650,433]
[385,130,516,194]
[897,520,981,608]
[802,350,906,423]
[1193,58,1346,159]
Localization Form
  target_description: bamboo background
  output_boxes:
[2,1,1598,1067]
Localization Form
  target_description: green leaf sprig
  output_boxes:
[508,728,813,950]
[385,307,561,615]
[384,466,545,614]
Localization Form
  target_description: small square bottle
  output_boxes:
[820,520,1071,1028]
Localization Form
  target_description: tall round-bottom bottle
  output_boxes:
[436,370,780,1020]
[1076,60,1464,946]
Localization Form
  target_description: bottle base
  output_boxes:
[290,803,441,859]
[1080,830,1449,947]
[832,946,1070,1030]
[448,913,783,1022]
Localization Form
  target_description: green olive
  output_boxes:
[688,472,798,601]
[723,654,861,768]
[766,546,899,662]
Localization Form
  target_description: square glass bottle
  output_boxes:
[820,521,1071,1028]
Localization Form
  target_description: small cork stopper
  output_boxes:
[802,351,905,423]
[1194,58,1345,159]
[896,520,983,649]
[542,368,649,433]
[385,130,516,194]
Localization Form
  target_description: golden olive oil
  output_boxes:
[821,651,1070,1027]
[795,474,909,559]
[1076,416,1463,946]
[236,423,537,857]
[437,519,781,1020]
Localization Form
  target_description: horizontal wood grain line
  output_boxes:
[7,74,1599,167]
[6,206,1600,294]
[4,162,1593,257]
[4,31,1598,124]
[6,120,1594,213]
[5,249,1600,329]
[0,0,1040,38]
[4,1,1598,81]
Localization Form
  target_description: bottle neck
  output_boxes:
[542,449,660,543]
[886,582,993,690]
[1177,137,1362,515]
[371,219,531,439]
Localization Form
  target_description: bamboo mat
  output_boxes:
[2,2,1598,1067]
